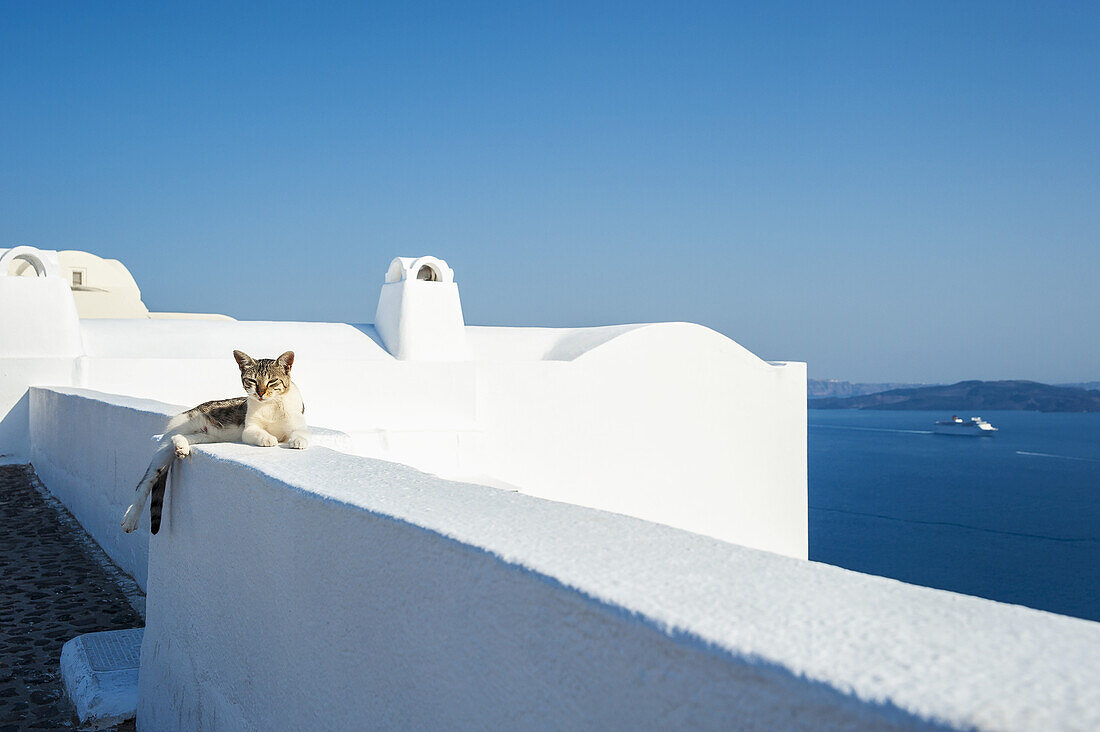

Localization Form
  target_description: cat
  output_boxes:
[120,349,310,534]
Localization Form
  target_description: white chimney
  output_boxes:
[373,256,471,361]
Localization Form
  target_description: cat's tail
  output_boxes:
[148,465,169,535]
[120,409,202,534]
[121,443,175,533]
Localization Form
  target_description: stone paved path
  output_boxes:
[0,464,142,730]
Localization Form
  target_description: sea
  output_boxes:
[809,409,1100,622]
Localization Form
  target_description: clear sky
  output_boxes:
[2,2,1097,383]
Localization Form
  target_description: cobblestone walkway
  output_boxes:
[0,465,142,730]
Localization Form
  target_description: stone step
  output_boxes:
[60,628,143,729]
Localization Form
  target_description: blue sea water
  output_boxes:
[809,409,1100,622]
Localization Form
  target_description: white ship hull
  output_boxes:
[933,418,997,436]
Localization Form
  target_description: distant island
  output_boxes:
[807,379,929,398]
[1063,381,1100,391]
[809,380,1100,412]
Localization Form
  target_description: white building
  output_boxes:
[0,244,807,558]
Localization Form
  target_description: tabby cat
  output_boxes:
[120,350,310,534]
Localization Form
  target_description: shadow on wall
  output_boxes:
[0,392,28,462]
[138,446,955,731]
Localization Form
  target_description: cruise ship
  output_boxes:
[933,416,998,436]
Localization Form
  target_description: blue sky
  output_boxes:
[2,2,1097,382]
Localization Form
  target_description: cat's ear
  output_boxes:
[233,350,255,371]
[276,351,295,372]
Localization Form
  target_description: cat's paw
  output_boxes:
[256,433,278,447]
[288,434,309,450]
[171,434,191,459]
[121,506,140,533]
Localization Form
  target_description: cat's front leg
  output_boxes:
[172,432,221,457]
[171,434,191,458]
[243,425,279,447]
[286,410,311,449]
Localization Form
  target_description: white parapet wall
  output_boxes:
[135,437,1099,730]
[24,388,1100,729]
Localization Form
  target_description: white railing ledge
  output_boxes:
[28,386,1100,729]
[163,440,1100,730]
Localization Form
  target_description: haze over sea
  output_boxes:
[809,409,1100,622]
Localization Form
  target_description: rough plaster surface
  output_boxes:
[137,441,1100,731]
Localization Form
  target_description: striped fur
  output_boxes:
[148,465,169,535]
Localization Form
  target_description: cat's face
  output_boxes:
[232,350,294,402]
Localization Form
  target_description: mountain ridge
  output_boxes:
[808,380,1100,412]
[808,379,928,398]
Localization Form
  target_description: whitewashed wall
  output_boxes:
[135,439,1100,731]
[29,388,178,587]
[470,322,807,558]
